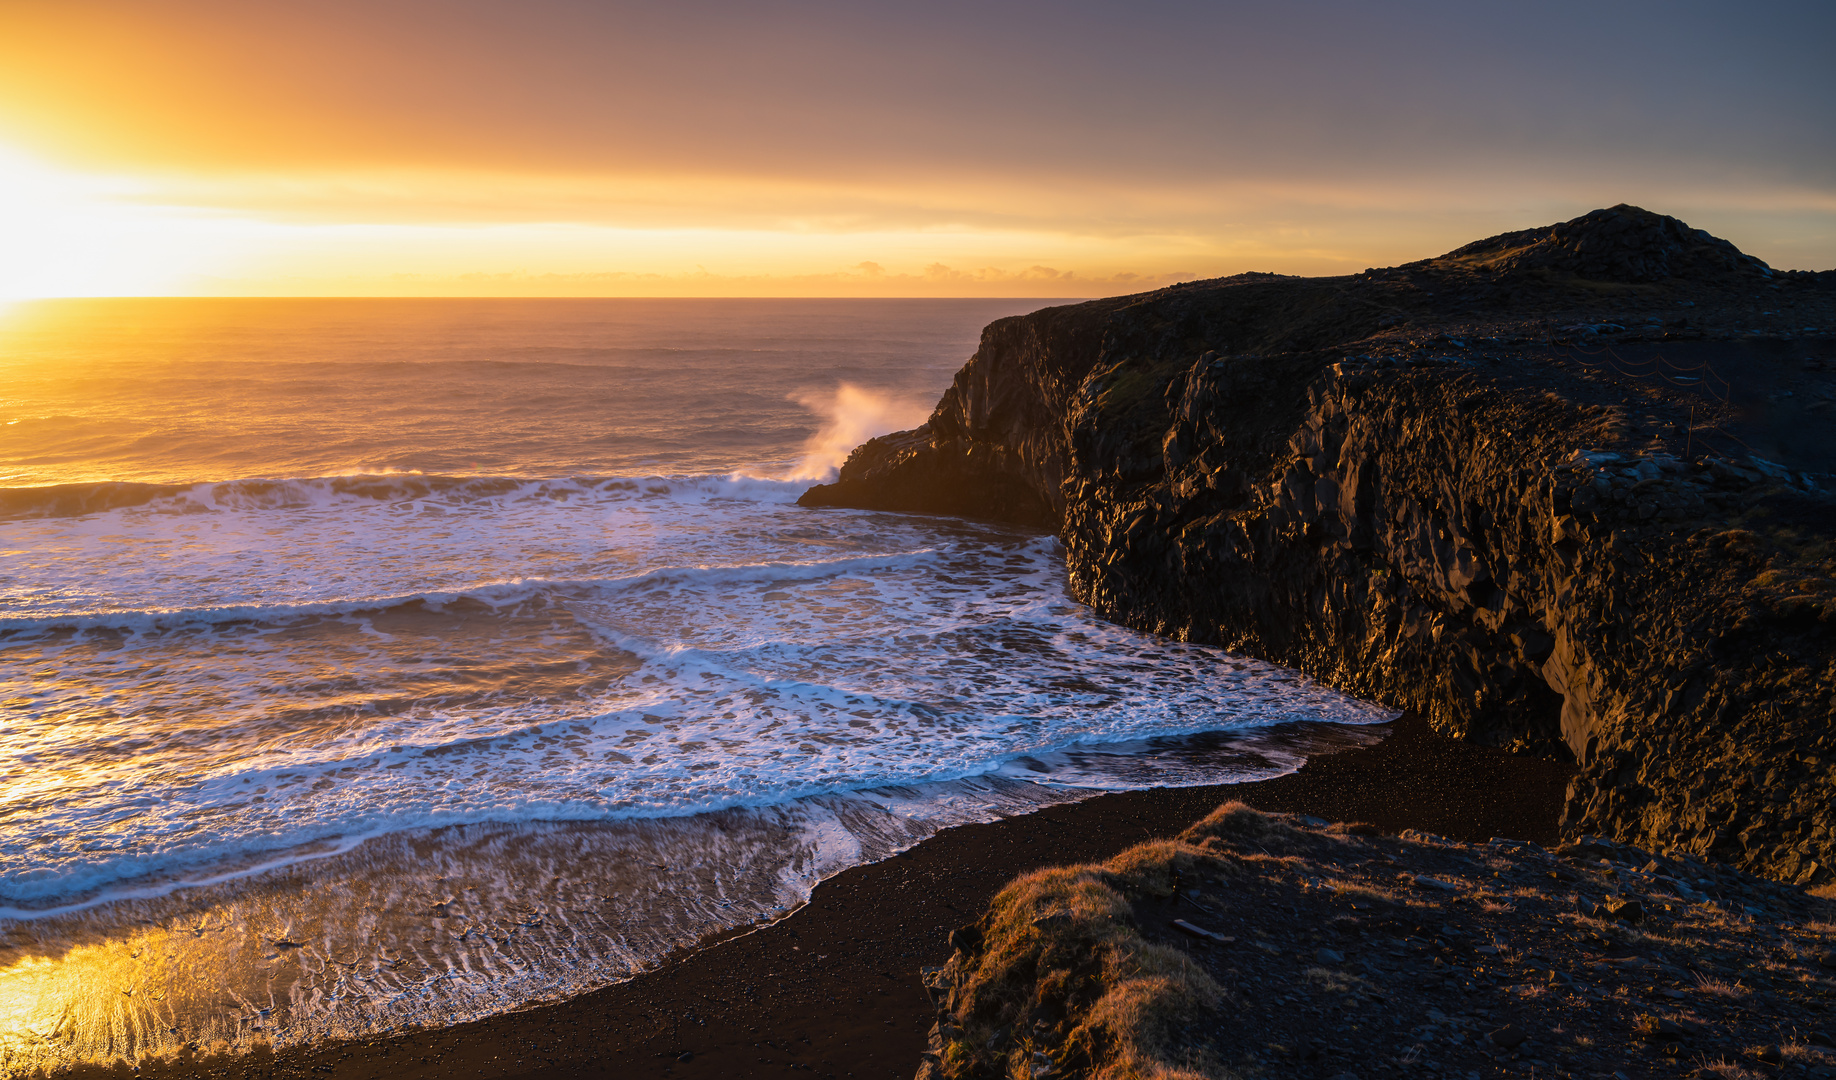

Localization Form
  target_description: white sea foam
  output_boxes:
[0,464,1388,1072]
[0,475,1389,918]
[0,470,813,523]
[0,548,938,634]
[3,488,1388,911]
[0,726,1373,1067]
[0,301,1394,1068]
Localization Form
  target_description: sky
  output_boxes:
[0,0,1832,298]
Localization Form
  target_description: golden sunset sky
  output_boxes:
[0,0,1832,298]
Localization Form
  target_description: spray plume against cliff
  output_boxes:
[789,384,932,481]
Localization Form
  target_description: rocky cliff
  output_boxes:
[801,206,1836,886]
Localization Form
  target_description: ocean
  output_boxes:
[0,298,1390,1068]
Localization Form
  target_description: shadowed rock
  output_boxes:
[1438,203,1775,284]
[799,207,1836,887]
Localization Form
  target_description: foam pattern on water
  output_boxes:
[0,475,1386,911]
[0,475,1391,1066]
[0,734,1370,1068]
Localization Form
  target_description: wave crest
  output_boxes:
[0,548,938,636]
[0,470,814,521]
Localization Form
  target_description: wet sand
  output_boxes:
[119,714,1574,1080]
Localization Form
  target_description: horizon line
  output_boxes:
[2,293,1105,302]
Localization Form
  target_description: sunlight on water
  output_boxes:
[0,299,1393,1072]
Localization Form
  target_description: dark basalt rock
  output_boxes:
[1441,203,1774,284]
[795,423,1058,528]
[799,207,1836,887]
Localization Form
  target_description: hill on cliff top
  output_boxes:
[1431,203,1776,284]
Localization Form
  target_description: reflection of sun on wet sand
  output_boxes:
[128,711,1571,1079]
[0,817,793,1070]
[0,720,1376,1075]
[0,954,67,1055]
[0,926,246,1068]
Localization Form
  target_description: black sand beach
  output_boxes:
[108,714,1571,1080]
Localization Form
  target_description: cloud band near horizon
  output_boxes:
[0,0,1831,296]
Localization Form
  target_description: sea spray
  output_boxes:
[788,382,931,481]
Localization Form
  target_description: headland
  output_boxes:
[47,206,1836,1080]
[803,204,1836,890]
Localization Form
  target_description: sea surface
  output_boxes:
[0,298,1391,1069]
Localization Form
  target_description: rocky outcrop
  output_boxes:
[918,804,1836,1080]
[801,205,1836,885]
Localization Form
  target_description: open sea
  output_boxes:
[0,298,1390,1069]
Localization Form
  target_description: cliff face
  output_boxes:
[801,206,1836,886]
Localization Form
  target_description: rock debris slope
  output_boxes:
[800,206,1836,887]
[916,804,1836,1080]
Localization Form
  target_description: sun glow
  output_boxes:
[0,150,1228,299]
[0,144,1216,299]
[0,146,263,300]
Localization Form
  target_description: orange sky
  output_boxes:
[1,0,1832,298]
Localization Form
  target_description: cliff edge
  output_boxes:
[800,205,1836,886]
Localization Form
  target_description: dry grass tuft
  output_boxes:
[1325,881,1401,905]
[1780,1041,1831,1063]
[924,844,1229,1080]
[1301,966,1363,994]
[1693,1061,1765,1080]
[1690,971,1751,998]
[1563,911,1648,946]
[1103,839,1204,897]
[1179,801,1308,851]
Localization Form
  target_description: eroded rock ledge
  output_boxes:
[800,205,1836,885]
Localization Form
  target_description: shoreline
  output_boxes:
[106,713,1573,1080]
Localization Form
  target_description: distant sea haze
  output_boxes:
[0,298,1392,1066]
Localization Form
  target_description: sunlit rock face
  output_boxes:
[801,206,1836,887]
